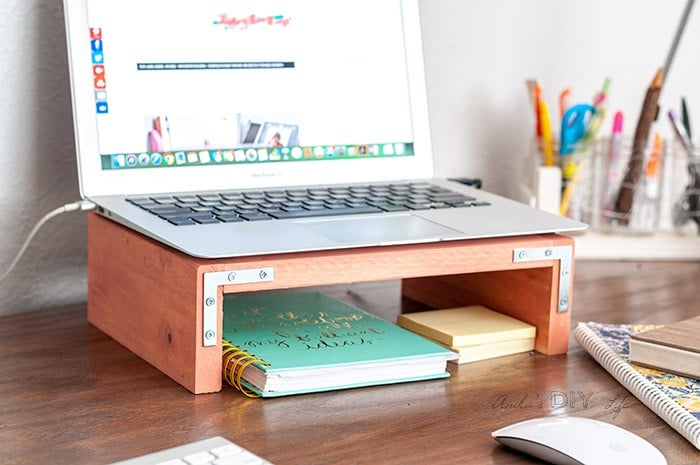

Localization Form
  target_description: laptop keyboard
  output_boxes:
[108,436,274,465]
[126,182,491,226]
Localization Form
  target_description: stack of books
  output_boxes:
[575,321,700,449]
[396,305,536,364]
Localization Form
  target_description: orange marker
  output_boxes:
[646,132,663,178]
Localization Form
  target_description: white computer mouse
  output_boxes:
[492,415,667,465]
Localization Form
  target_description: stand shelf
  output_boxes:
[87,213,576,394]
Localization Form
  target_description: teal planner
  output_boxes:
[222,291,456,397]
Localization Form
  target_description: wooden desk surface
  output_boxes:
[1,260,699,465]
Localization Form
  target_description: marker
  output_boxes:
[603,111,624,209]
[645,132,663,199]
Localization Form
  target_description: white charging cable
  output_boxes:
[0,199,96,283]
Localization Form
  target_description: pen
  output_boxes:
[559,88,571,120]
[681,96,692,140]
[559,168,579,216]
[539,99,555,166]
[668,109,693,153]
[582,78,611,147]
[613,67,663,223]
[593,78,612,108]
[581,107,607,148]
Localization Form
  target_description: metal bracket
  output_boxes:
[512,245,573,313]
[201,267,275,346]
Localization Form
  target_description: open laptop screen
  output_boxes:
[65,0,434,195]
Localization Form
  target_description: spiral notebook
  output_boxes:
[221,291,456,397]
[574,322,700,450]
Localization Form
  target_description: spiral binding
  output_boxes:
[574,323,700,450]
[222,340,270,398]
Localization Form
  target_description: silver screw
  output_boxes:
[227,272,237,282]
[559,298,569,308]
[205,297,215,306]
[518,250,527,259]
[205,330,215,340]
[545,249,553,257]
[259,270,268,279]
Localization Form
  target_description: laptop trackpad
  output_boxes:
[298,214,463,244]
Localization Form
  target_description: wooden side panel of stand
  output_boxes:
[88,213,573,394]
[87,214,221,394]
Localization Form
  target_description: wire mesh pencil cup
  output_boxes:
[573,137,665,235]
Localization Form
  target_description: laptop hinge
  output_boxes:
[201,267,275,347]
[512,246,573,313]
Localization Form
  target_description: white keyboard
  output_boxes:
[109,436,275,465]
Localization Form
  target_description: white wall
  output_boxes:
[0,0,87,315]
[1,0,698,315]
[421,0,700,198]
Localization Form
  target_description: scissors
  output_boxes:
[560,103,596,155]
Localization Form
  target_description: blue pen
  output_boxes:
[560,104,596,155]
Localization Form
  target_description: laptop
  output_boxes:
[62,0,585,259]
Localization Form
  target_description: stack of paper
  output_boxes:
[396,305,536,364]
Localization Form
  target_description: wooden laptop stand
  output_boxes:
[87,213,576,394]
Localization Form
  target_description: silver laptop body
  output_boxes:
[63,0,585,258]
